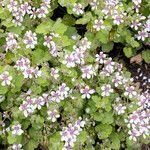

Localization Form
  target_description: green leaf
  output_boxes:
[92,95,101,108]
[0,86,8,95]
[102,42,114,52]
[11,74,24,93]
[25,139,39,150]
[123,47,133,58]
[77,131,87,143]
[110,132,120,150]
[93,112,104,122]
[32,49,51,65]
[96,30,109,44]
[52,18,68,35]
[35,19,54,34]
[142,50,150,63]
[95,124,112,139]
[0,8,10,19]
[76,12,92,25]
[101,112,114,124]
[7,132,22,144]
[7,132,17,144]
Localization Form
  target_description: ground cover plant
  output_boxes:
[0,0,150,150]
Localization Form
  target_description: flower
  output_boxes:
[49,91,62,103]
[79,37,91,50]
[12,144,23,150]
[81,65,96,79]
[5,32,19,52]
[90,0,99,10]
[131,19,141,30]
[12,123,23,136]
[63,54,76,68]
[50,68,59,79]
[112,72,124,87]
[20,2,31,15]
[7,0,18,12]
[136,30,148,41]
[124,86,137,98]
[43,34,53,48]
[23,30,37,49]
[93,19,105,31]
[101,84,113,97]
[34,96,45,109]
[60,118,85,149]
[113,14,124,25]
[0,71,12,86]
[58,83,70,99]
[23,67,34,79]
[47,109,60,122]
[80,85,95,99]
[15,57,30,71]
[28,7,37,19]
[72,3,84,15]
[33,67,42,78]
[114,104,126,115]
[95,52,106,64]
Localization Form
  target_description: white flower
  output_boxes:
[81,65,96,79]
[7,0,18,12]
[34,96,45,109]
[50,68,59,79]
[114,104,126,115]
[136,30,148,41]
[101,84,113,97]
[62,54,76,68]
[90,0,99,10]
[79,37,91,50]
[124,86,137,98]
[37,6,48,18]
[23,30,37,49]
[72,3,84,15]
[34,67,42,78]
[12,124,23,136]
[23,68,34,79]
[47,109,60,122]
[0,71,12,86]
[113,14,124,25]
[95,52,106,64]
[93,19,105,31]
[12,144,23,150]
[80,86,95,99]
[15,57,30,71]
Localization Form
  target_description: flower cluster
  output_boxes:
[7,0,51,26]
[63,37,91,68]
[43,33,60,57]
[4,32,19,52]
[49,83,71,103]
[60,117,85,149]
[15,57,41,79]
[126,108,150,141]
[23,30,37,49]
[19,96,45,117]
